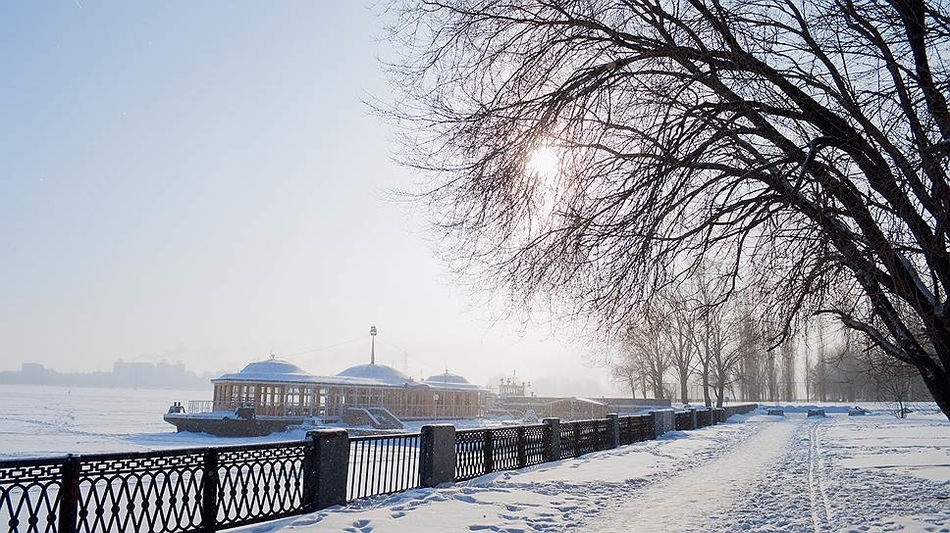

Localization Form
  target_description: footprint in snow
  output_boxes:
[343,518,373,533]
[468,525,499,531]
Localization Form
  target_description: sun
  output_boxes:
[526,145,560,178]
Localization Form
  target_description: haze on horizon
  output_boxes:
[0,2,616,397]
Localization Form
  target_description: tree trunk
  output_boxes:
[917,360,950,420]
[679,367,689,405]
[701,366,711,407]
[653,377,665,400]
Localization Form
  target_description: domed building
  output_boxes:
[203,356,488,425]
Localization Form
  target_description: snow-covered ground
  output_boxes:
[238,412,950,533]
[3,386,948,531]
[0,385,312,457]
[0,385,517,457]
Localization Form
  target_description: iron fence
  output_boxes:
[1,405,755,533]
[618,415,654,445]
[674,411,692,431]
[347,433,421,501]
[695,409,711,428]
[0,456,65,533]
[214,442,310,528]
[455,428,490,481]
[558,419,612,459]
[454,425,549,481]
[1,441,311,533]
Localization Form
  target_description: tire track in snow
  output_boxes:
[814,420,834,527]
[807,420,827,533]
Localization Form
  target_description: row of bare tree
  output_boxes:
[612,285,932,408]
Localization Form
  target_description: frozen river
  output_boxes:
[0,385,309,458]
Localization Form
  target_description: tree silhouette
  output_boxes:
[385,0,950,418]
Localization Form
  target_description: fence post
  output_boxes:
[572,423,580,457]
[201,450,219,533]
[58,455,80,533]
[302,438,317,512]
[651,409,675,437]
[307,429,350,509]
[516,426,527,468]
[689,408,698,430]
[420,424,456,486]
[605,414,620,449]
[542,418,560,462]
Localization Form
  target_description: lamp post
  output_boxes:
[369,325,377,365]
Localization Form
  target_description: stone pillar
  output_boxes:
[542,418,561,462]
[307,429,349,510]
[420,424,456,487]
[605,413,620,449]
[651,409,676,437]
[689,408,698,430]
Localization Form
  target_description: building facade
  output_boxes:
[202,358,487,421]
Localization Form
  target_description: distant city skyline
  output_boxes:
[0,2,616,397]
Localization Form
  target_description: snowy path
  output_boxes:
[707,415,950,532]
[242,413,950,533]
[583,417,797,532]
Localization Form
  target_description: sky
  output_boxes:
[0,1,616,396]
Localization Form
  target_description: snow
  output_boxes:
[3,386,949,531]
[424,372,487,391]
[0,385,311,457]
[0,385,508,458]
[336,363,414,386]
[214,358,314,383]
[240,411,950,533]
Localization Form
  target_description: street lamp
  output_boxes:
[369,325,377,365]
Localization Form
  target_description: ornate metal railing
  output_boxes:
[618,415,654,445]
[455,428,490,481]
[0,456,65,533]
[454,425,549,482]
[75,449,206,533]
[674,411,692,431]
[215,441,310,528]
[1,441,312,533]
[558,418,612,459]
[695,409,711,428]
[1,406,754,533]
[347,433,421,501]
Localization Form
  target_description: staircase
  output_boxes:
[343,407,404,429]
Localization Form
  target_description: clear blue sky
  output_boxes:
[0,1,613,396]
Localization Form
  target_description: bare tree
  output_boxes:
[611,355,643,398]
[657,290,698,404]
[765,349,780,403]
[737,303,766,401]
[386,0,950,418]
[780,337,797,401]
[615,307,673,400]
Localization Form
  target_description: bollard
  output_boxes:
[542,418,561,462]
[307,429,350,509]
[605,414,620,449]
[420,424,456,486]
